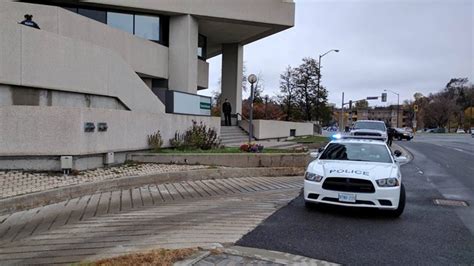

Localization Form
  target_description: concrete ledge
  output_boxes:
[0,167,304,215]
[128,153,311,168]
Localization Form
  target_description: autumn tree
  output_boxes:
[294,57,320,121]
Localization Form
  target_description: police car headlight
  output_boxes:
[376,178,399,187]
[305,172,323,182]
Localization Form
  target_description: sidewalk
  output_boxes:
[0,163,207,200]
[0,176,303,265]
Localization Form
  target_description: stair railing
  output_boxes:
[235,113,254,141]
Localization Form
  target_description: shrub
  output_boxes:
[147,130,163,150]
[170,131,185,150]
[169,121,220,150]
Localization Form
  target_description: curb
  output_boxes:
[0,167,304,215]
[180,245,338,265]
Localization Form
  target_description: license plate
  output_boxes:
[338,193,356,203]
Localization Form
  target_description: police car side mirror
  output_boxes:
[395,156,408,163]
[394,150,402,157]
[318,147,324,153]
[310,152,319,158]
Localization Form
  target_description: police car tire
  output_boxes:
[387,184,406,218]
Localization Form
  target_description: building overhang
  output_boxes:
[46,0,295,58]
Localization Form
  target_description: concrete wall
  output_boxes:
[0,1,168,79]
[0,106,220,156]
[240,120,314,140]
[129,152,310,168]
[0,22,164,114]
[197,59,209,89]
[0,85,128,110]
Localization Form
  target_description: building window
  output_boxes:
[198,34,207,60]
[78,8,106,24]
[59,5,168,45]
[135,15,160,41]
[107,12,134,34]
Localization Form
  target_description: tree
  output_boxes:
[355,99,369,108]
[294,57,320,121]
[423,93,457,128]
[278,66,297,121]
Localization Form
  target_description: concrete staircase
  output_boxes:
[220,126,253,146]
[220,126,304,150]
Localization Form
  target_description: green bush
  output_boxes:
[169,121,220,150]
[147,130,163,150]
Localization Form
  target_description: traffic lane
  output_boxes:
[237,163,474,265]
[401,141,474,192]
[411,134,474,155]
[400,141,474,235]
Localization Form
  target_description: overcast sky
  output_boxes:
[200,0,473,107]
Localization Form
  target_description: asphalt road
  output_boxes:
[237,134,474,265]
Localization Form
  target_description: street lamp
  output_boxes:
[317,49,339,123]
[317,49,339,93]
[248,74,258,143]
[384,89,400,128]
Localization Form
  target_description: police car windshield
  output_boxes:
[354,122,386,131]
[319,143,392,163]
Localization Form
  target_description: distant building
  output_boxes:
[333,105,409,128]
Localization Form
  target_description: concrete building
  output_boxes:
[0,0,295,170]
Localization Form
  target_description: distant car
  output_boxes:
[427,128,445,133]
[456,128,465,134]
[350,120,388,141]
[389,128,413,140]
[471,127,474,137]
[304,137,407,217]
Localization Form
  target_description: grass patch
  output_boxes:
[152,147,302,154]
[292,135,330,143]
[90,248,196,266]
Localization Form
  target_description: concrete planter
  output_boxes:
[129,153,311,168]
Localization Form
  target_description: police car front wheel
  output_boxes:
[385,183,406,218]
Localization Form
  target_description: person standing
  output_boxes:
[222,99,232,126]
[19,14,40,29]
[387,127,394,147]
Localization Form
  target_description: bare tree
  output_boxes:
[278,66,296,120]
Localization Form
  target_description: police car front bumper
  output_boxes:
[304,179,401,210]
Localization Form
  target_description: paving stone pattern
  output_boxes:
[0,164,207,199]
[0,176,302,265]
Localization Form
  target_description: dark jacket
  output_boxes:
[222,102,232,114]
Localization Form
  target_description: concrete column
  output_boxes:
[168,15,198,94]
[221,43,243,123]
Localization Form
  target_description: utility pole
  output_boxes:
[340,92,344,132]
[385,89,400,127]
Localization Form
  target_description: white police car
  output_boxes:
[304,137,408,217]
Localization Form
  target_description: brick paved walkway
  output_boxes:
[0,164,206,199]
[0,176,302,265]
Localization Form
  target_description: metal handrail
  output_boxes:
[235,113,249,123]
[235,113,254,139]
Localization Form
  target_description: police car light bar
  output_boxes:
[341,135,386,141]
